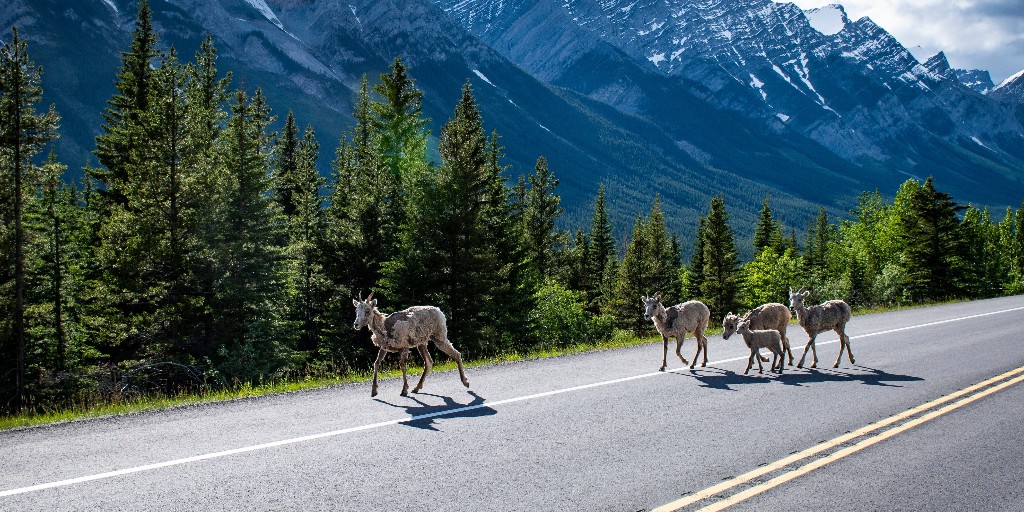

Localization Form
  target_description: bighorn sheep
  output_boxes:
[722,302,794,365]
[641,293,711,370]
[352,292,470,397]
[736,320,784,374]
[788,287,854,369]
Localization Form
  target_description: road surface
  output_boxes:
[2,296,1024,511]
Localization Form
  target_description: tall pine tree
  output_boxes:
[700,196,741,321]
[0,27,60,410]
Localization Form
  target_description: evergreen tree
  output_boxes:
[700,196,741,321]
[284,125,328,352]
[382,83,530,355]
[183,36,231,355]
[900,177,967,301]
[272,111,300,217]
[93,0,159,206]
[645,196,677,303]
[210,89,294,379]
[0,27,60,410]
[522,156,562,279]
[682,213,707,299]
[752,194,782,254]
[609,215,649,333]
[588,183,615,308]
[372,56,429,181]
[24,151,92,404]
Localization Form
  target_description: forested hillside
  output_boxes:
[2,5,1023,416]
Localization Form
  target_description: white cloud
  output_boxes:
[782,0,1024,83]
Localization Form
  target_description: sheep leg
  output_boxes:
[687,333,700,369]
[782,330,795,366]
[756,346,765,373]
[434,338,470,388]
[661,335,669,371]
[413,344,433,393]
[399,349,410,397]
[774,347,784,374]
[371,348,387,397]
[694,331,709,368]
[834,327,855,367]
[797,334,818,368]
[744,349,756,374]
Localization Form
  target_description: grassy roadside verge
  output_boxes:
[0,299,960,431]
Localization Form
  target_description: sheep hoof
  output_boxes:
[400,390,409,397]
[462,379,470,388]
[371,390,378,397]
[659,366,666,372]
[689,363,696,369]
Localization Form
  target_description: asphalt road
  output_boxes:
[3,296,1024,511]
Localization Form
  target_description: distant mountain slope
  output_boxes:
[436,0,1024,209]
[4,0,1023,254]
[990,70,1024,104]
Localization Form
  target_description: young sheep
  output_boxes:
[641,293,711,370]
[735,320,784,374]
[352,292,470,397]
[788,287,854,369]
[722,302,794,365]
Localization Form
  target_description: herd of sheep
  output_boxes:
[351,288,854,396]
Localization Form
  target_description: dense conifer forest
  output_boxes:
[2,3,1023,415]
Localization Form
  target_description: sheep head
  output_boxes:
[722,312,740,339]
[641,293,664,321]
[788,287,810,310]
[352,292,378,331]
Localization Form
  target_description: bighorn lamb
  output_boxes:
[352,292,470,397]
[642,293,711,370]
[722,302,794,365]
[736,320,784,374]
[788,287,854,369]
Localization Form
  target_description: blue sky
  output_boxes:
[786,0,1024,84]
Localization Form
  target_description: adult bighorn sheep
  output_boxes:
[788,287,854,368]
[722,302,794,365]
[642,293,711,370]
[352,292,470,397]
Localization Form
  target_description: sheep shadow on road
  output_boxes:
[672,365,923,391]
[374,390,496,431]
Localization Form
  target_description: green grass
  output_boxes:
[0,299,963,432]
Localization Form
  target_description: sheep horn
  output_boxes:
[797,286,809,294]
[365,291,375,302]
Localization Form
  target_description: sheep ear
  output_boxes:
[352,299,360,307]
[654,292,662,300]
[370,299,377,307]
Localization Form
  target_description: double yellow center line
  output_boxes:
[653,364,1024,512]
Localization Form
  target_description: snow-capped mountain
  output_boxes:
[4,0,1024,246]
[990,69,1024,103]
[437,0,1024,205]
[922,52,995,94]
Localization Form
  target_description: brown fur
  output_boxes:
[642,294,711,370]
[353,296,470,397]
[723,302,793,365]
[788,288,855,369]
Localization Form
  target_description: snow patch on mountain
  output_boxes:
[473,69,495,86]
[994,69,1024,92]
[102,0,119,14]
[649,52,666,66]
[243,0,300,40]
[803,4,847,36]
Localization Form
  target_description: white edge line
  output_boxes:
[4,305,1024,497]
